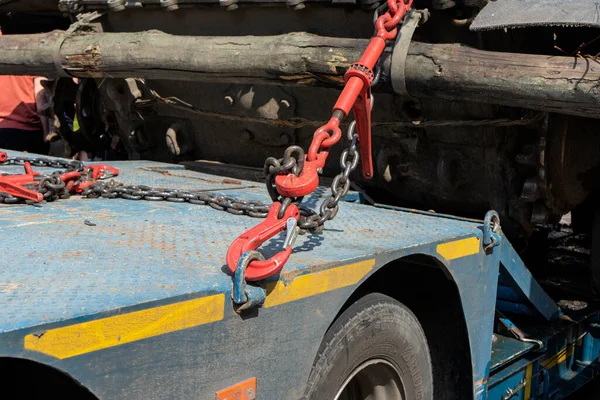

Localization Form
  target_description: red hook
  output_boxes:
[226,202,300,281]
[0,152,7,163]
[85,164,119,180]
[275,154,326,198]
[275,119,341,198]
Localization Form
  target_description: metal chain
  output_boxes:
[79,181,271,217]
[0,157,271,217]
[263,113,364,234]
[298,122,360,234]
[1,157,83,171]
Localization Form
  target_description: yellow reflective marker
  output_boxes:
[25,294,225,359]
[524,363,533,399]
[436,237,480,261]
[541,346,574,370]
[264,259,375,308]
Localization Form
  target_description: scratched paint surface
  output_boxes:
[0,150,481,333]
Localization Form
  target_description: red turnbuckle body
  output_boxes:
[0,162,43,202]
[226,202,300,281]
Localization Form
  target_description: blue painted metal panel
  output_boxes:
[490,335,535,373]
[1,150,497,399]
[498,241,561,321]
[5,149,591,400]
[0,150,482,334]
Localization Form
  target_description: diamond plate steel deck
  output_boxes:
[0,150,481,334]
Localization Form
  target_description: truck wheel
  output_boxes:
[305,293,433,400]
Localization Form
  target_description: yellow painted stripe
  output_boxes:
[436,237,480,260]
[25,294,225,359]
[540,346,574,370]
[524,363,533,400]
[264,259,375,308]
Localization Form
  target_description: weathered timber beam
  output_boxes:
[1,30,599,119]
[0,30,365,84]
[401,42,600,119]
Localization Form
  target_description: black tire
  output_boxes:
[304,293,434,400]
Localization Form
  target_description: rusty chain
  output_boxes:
[2,156,83,171]
[79,181,271,218]
[263,110,366,233]
[0,157,272,217]
[0,153,363,228]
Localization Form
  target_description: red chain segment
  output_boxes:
[228,0,413,279]
[276,0,413,197]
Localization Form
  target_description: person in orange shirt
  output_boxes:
[0,29,50,154]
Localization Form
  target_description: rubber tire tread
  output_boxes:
[304,292,434,400]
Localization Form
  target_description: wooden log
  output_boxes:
[0,29,599,118]
[402,42,600,119]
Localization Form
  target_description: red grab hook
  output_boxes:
[85,164,119,180]
[226,202,300,281]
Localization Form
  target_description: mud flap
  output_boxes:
[471,0,600,31]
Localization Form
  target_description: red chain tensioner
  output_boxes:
[0,160,43,202]
[227,0,413,280]
[276,0,413,198]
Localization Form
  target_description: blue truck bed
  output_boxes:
[1,150,599,399]
[0,153,479,334]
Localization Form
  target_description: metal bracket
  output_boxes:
[232,251,267,313]
[483,210,502,250]
[391,9,428,96]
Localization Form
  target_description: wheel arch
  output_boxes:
[0,357,99,399]
[326,254,474,400]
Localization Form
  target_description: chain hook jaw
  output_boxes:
[84,164,120,180]
[226,201,300,281]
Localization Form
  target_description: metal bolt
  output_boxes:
[317,168,323,174]
[224,96,234,106]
